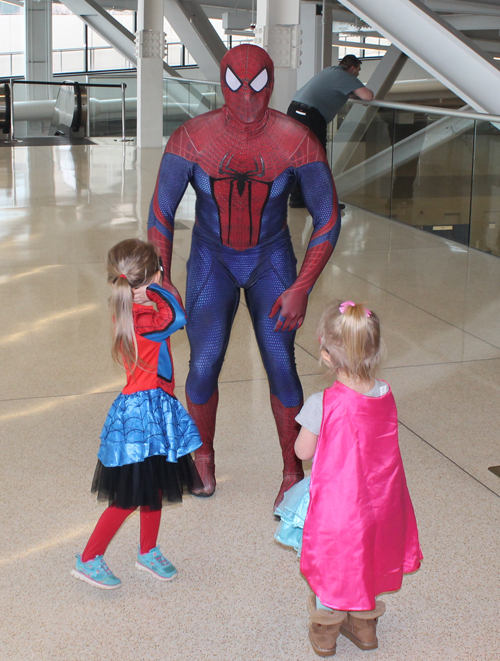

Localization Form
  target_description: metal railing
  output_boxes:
[350,97,500,123]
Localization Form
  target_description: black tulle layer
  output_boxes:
[91,453,203,510]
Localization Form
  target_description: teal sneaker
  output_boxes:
[71,554,122,590]
[136,546,178,581]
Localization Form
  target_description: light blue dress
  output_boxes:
[274,476,310,557]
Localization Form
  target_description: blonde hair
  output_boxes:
[317,300,382,380]
[107,239,161,369]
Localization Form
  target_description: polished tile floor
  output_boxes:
[1,142,499,661]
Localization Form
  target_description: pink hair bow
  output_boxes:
[339,300,371,317]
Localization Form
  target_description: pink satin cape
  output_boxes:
[300,381,422,611]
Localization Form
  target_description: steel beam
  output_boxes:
[164,0,227,81]
[337,0,500,114]
[425,0,500,16]
[61,0,180,77]
[444,14,500,30]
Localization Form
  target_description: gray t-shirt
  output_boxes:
[293,65,364,123]
[296,380,390,435]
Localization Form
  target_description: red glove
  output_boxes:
[269,287,309,332]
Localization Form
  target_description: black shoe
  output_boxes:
[339,203,346,211]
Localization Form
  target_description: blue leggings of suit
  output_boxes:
[185,225,302,409]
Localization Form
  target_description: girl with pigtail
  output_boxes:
[275,301,422,656]
[72,239,202,590]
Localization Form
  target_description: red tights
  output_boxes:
[82,505,161,562]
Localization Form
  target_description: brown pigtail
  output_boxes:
[107,239,161,370]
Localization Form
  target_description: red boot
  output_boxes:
[271,395,304,510]
[186,390,218,497]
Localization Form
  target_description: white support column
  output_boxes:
[24,0,52,136]
[255,0,300,114]
[136,0,165,148]
[25,0,52,84]
[321,2,333,69]
[297,2,322,90]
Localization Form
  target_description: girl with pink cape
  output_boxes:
[275,301,422,656]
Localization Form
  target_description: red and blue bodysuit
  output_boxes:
[148,45,341,505]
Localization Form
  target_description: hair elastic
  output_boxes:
[118,274,128,279]
[339,300,371,317]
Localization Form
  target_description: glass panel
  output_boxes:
[333,106,395,217]
[111,10,135,31]
[338,34,362,59]
[0,54,13,78]
[164,78,191,136]
[166,43,183,67]
[87,76,136,137]
[184,49,196,66]
[390,110,474,246]
[87,28,108,49]
[0,10,24,58]
[364,36,390,58]
[52,14,84,50]
[86,84,128,138]
[89,47,133,72]
[163,79,222,138]
[12,84,60,139]
[11,53,24,78]
[53,49,85,74]
[470,120,500,255]
[164,18,180,42]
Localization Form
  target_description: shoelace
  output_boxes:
[95,559,113,575]
[147,551,170,567]
[151,551,169,567]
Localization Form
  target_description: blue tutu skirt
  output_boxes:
[91,388,203,510]
[98,388,202,467]
[274,476,310,557]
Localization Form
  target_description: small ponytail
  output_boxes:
[317,300,382,379]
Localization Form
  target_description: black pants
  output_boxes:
[287,101,328,206]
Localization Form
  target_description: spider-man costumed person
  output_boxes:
[148,44,341,508]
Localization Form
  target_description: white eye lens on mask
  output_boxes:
[250,68,268,92]
[225,67,242,91]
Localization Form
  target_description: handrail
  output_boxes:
[163,75,220,86]
[350,97,500,123]
[71,81,83,132]
[89,70,219,87]
[0,82,11,134]
[14,79,124,89]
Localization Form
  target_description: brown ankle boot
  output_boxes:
[307,594,346,657]
[340,601,386,650]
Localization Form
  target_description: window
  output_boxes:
[337,34,391,59]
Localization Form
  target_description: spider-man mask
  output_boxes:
[221,44,274,124]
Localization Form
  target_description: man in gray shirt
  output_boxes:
[287,54,374,208]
